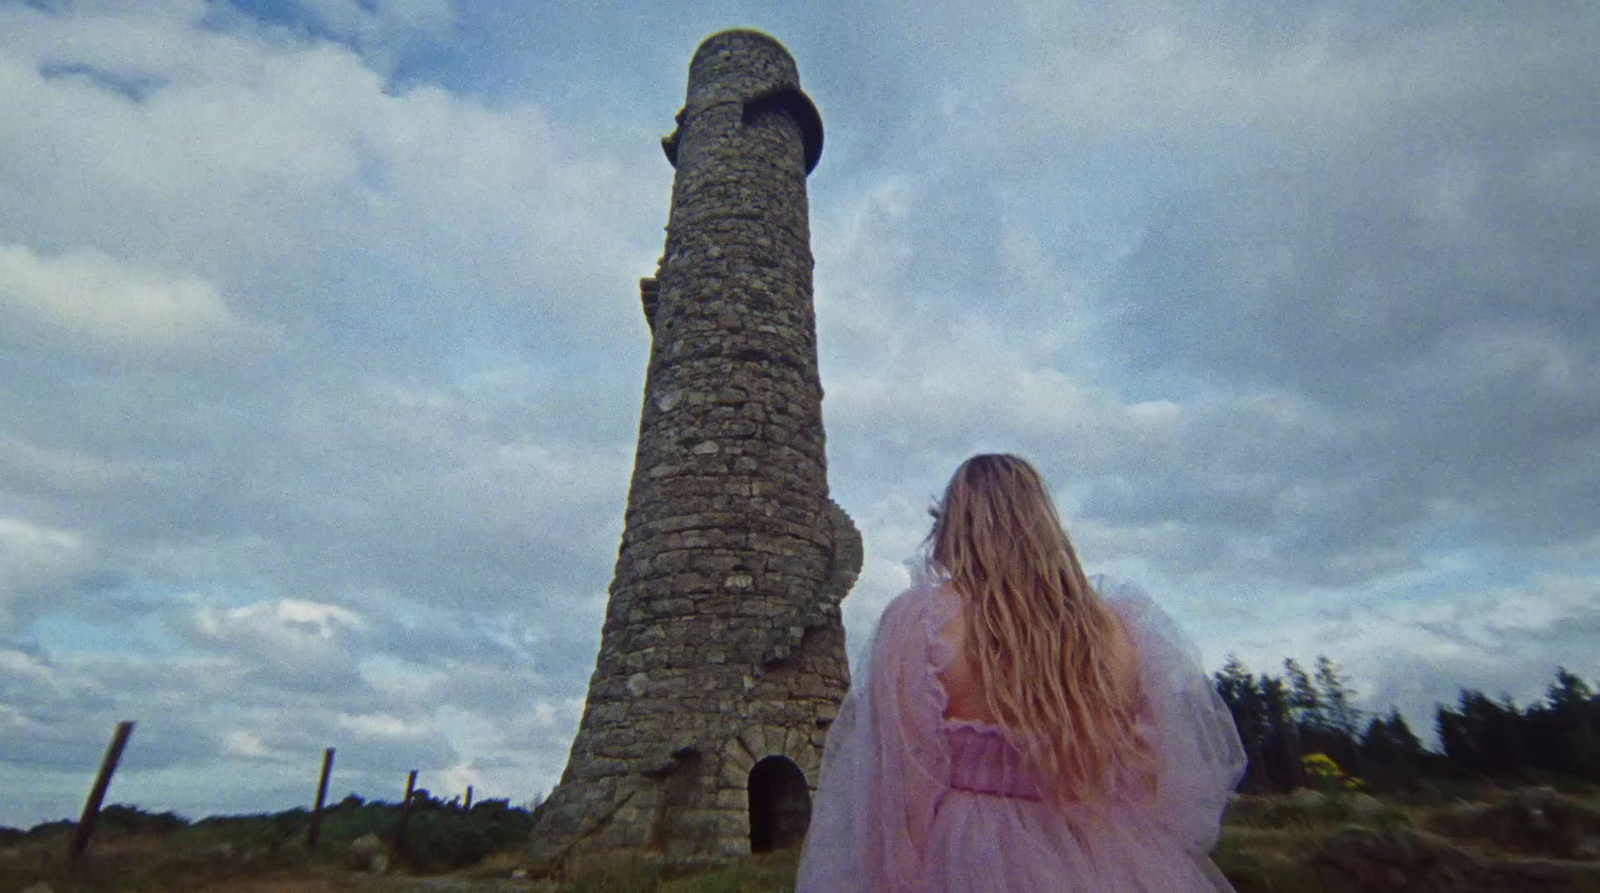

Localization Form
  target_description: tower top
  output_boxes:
[662,29,823,174]
[691,29,799,82]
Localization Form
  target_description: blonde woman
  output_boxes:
[797,454,1246,892]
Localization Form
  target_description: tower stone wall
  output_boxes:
[527,30,858,871]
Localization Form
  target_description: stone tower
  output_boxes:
[527,30,860,870]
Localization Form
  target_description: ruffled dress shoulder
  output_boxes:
[796,576,1247,892]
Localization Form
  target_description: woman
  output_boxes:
[797,454,1246,892]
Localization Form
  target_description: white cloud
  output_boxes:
[0,518,94,633]
[223,730,275,760]
[0,647,55,689]
[336,711,420,739]
[184,599,366,689]
[0,244,258,356]
[0,0,656,351]
[0,434,159,495]
[1007,13,1573,142]
[192,599,361,644]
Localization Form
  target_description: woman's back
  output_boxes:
[796,453,1246,891]
[797,581,1246,892]
[934,599,996,726]
[935,598,1051,804]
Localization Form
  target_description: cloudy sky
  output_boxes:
[2,0,1596,827]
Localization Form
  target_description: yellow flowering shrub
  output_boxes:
[1302,753,1364,792]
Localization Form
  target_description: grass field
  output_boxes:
[5,786,1599,892]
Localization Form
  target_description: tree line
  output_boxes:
[1212,656,1600,792]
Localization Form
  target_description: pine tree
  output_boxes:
[1314,656,1362,736]
[1359,707,1423,789]
[1259,673,1307,790]
[1214,655,1271,792]
[1284,658,1322,729]
[1303,655,1362,773]
[1385,708,1423,758]
[1438,689,1527,777]
[1541,668,1600,779]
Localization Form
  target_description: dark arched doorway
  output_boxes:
[747,755,811,853]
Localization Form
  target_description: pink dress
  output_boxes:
[796,577,1247,892]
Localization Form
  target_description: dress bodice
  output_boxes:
[942,723,1044,801]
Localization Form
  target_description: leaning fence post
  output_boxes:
[391,769,418,863]
[307,747,336,850]
[70,720,135,867]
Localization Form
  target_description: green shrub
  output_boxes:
[313,799,400,848]
[96,804,190,835]
[467,797,536,850]
[21,820,75,842]
[404,810,495,871]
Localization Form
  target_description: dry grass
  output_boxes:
[1212,826,1328,893]
[0,829,305,893]
[656,851,799,893]
[544,850,802,893]
[8,788,1597,893]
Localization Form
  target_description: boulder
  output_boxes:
[347,832,387,872]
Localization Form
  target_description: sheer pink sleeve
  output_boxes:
[796,586,952,892]
[1101,578,1248,853]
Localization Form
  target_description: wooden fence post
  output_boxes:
[464,785,472,811]
[392,769,418,863]
[69,720,135,867]
[307,747,335,850]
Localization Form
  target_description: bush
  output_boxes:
[1303,753,1363,793]
[97,804,190,835]
[190,810,305,855]
[21,820,75,842]
[403,810,495,871]
[467,798,535,850]
[312,800,399,848]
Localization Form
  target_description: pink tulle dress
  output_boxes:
[796,576,1247,892]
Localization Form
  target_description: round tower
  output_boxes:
[527,29,859,870]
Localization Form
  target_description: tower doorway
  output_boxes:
[747,755,811,853]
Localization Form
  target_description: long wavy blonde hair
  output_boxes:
[929,453,1152,805]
